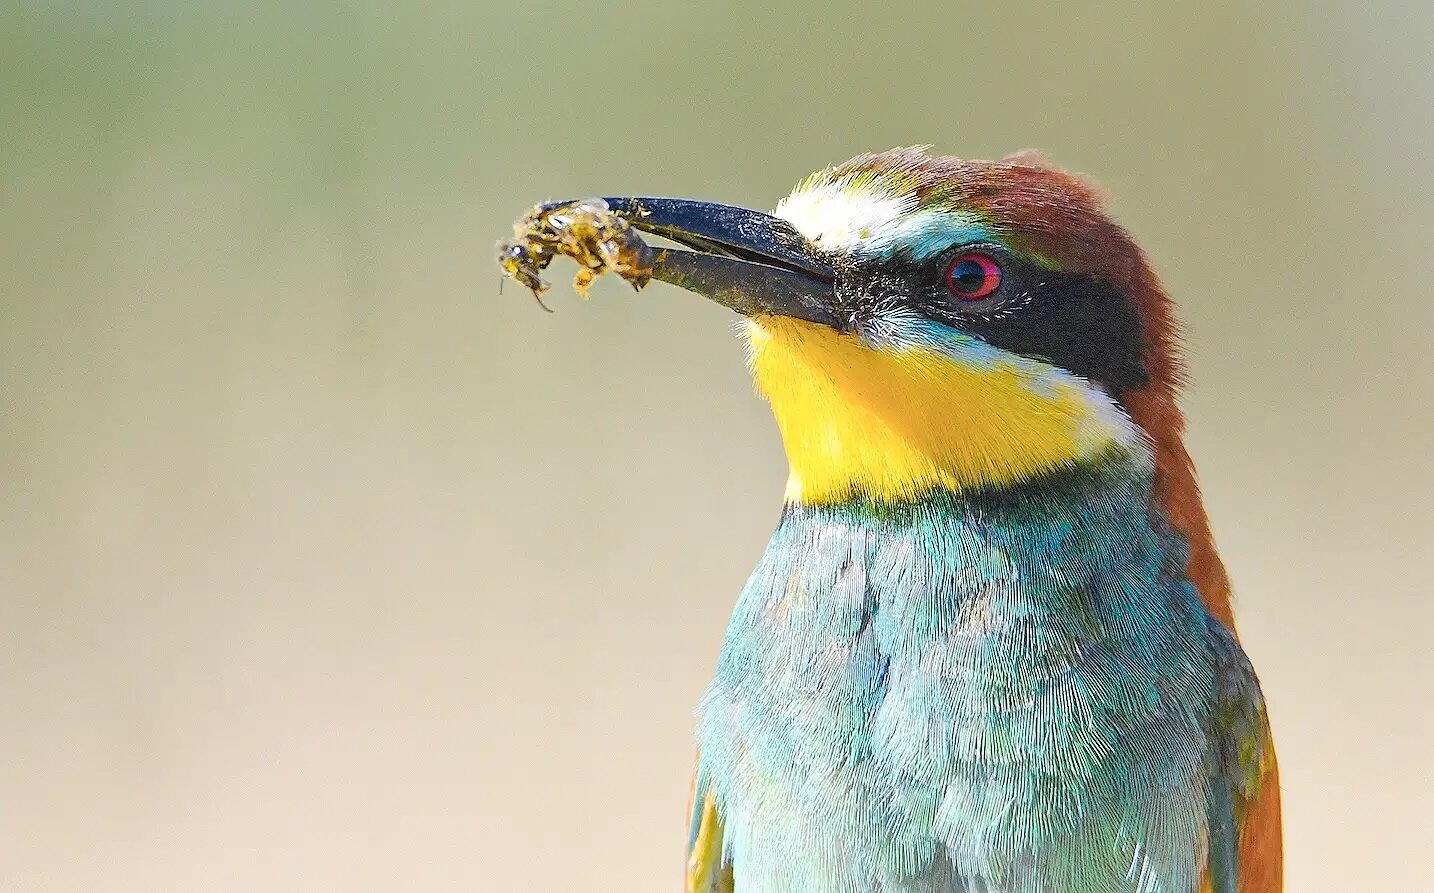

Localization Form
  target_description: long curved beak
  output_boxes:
[557,197,840,328]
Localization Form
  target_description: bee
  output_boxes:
[497,198,654,309]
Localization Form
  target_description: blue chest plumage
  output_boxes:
[696,453,1263,893]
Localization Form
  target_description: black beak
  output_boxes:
[548,197,841,328]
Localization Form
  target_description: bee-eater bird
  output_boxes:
[513,147,1282,893]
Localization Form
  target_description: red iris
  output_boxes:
[944,252,1001,300]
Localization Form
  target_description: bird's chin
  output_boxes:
[740,313,838,342]
[739,312,1143,505]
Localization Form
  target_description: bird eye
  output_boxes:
[944,252,1002,301]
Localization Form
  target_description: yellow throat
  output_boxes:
[743,316,1139,504]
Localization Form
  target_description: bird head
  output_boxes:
[603,147,1189,506]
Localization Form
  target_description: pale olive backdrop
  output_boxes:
[3,2,1431,891]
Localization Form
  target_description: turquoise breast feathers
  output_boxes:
[695,450,1267,893]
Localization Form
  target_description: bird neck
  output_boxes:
[697,445,1234,893]
[773,445,1164,539]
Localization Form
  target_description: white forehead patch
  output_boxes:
[774,181,914,250]
[774,180,990,259]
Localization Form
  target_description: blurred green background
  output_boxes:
[3,2,1431,891]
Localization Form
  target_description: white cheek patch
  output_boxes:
[775,181,991,259]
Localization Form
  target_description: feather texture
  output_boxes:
[694,449,1269,893]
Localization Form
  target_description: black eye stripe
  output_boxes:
[849,247,1149,399]
[955,270,1149,397]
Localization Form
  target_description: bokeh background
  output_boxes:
[4,2,1431,890]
